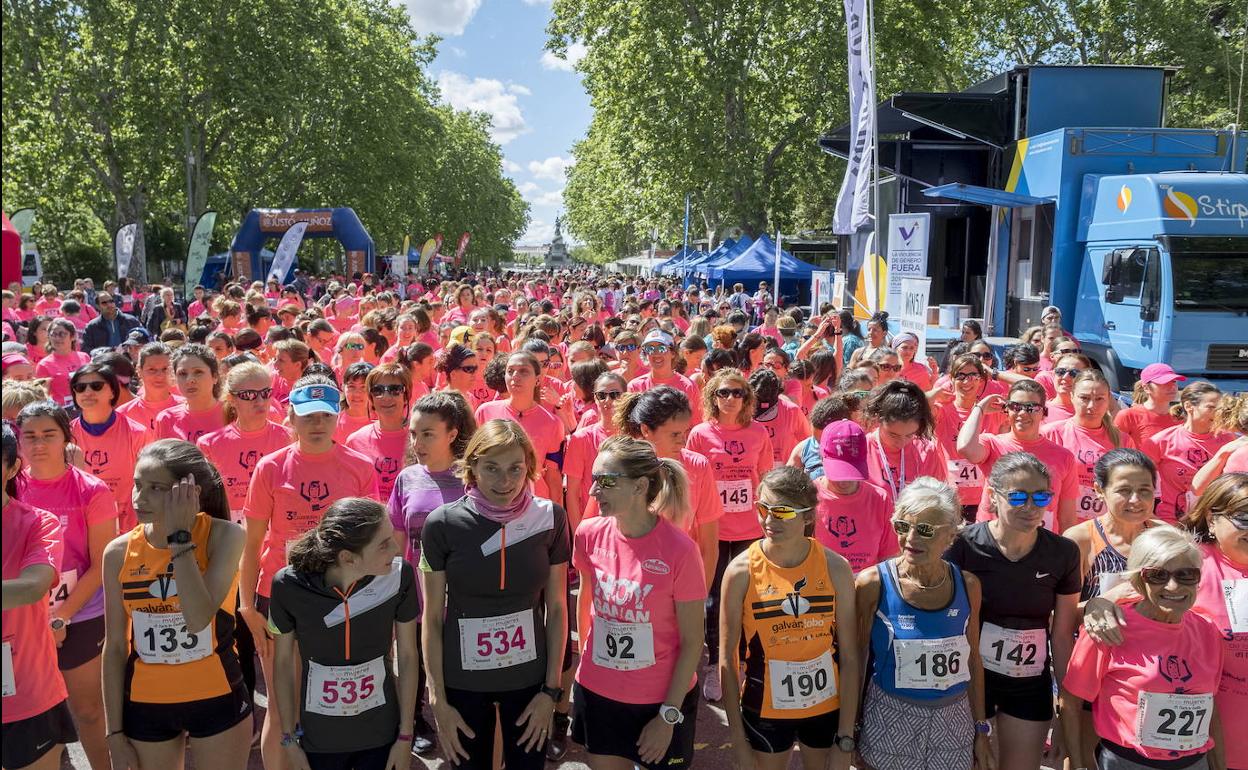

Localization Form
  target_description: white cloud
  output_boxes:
[517,181,542,196]
[436,71,529,144]
[522,219,555,244]
[527,155,575,181]
[509,84,532,96]
[540,42,587,72]
[400,0,481,36]
[502,159,523,174]
[521,0,551,5]
[448,46,467,58]
[535,188,565,207]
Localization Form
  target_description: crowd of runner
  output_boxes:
[1,270,1245,770]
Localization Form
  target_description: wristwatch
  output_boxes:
[659,704,684,726]
[50,616,70,632]
[540,685,564,702]
[166,529,192,546]
[975,719,993,736]
[833,733,856,753]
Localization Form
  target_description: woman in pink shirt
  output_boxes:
[1062,527,1225,770]
[474,352,566,506]
[1192,397,1248,496]
[33,319,91,406]
[862,379,945,504]
[932,354,1006,519]
[333,361,374,443]
[573,435,706,769]
[1043,352,1093,425]
[117,342,184,432]
[2,423,76,770]
[443,285,476,326]
[17,402,117,770]
[331,331,367,381]
[813,420,900,572]
[344,363,412,503]
[25,315,52,363]
[436,344,482,410]
[748,368,810,470]
[564,372,624,527]
[1115,363,1184,446]
[1145,382,1236,522]
[894,331,938,391]
[238,375,379,768]
[153,344,226,444]
[69,363,150,532]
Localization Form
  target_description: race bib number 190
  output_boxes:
[1136,691,1213,752]
[768,651,837,710]
[459,610,537,671]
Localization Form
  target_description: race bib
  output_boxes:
[132,611,212,665]
[591,618,655,672]
[768,651,837,710]
[1136,691,1213,752]
[1077,486,1106,520]
[230,508,245,526]
[979,623,1047,678]
[1,641,14,697]
[1224,579,1247,634]
[48,569,78,611]
[717,478,753,513]
[305,656,387,717]
[893,636,970,690]
[459,610,537,671]
[1098,571,1128,596]
[946,458,982,489]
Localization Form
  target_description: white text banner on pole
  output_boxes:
[899,277,932,356]
[832,0,875,235]
[884,213,930,320]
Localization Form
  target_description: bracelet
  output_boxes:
[396,733,414,743]
[172,543,198,560]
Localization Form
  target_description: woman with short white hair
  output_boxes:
[1061,526,1225,770]
[855,477,993,770]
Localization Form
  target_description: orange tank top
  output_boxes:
[119,513,241,703]
[740,538,840,719]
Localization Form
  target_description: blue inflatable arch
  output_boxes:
[229,208,374,282]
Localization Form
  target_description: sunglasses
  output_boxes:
[72,381,108,394]
[998,489,1053,507]
[1018,365,1041,374]
[591,472,630,489]
[594,390,623,401]
[877,363,902,372]
[1005,401,1045,414]
[892,519,943,538]
[1139,566,1202,586]
[1055,347,1081,354]
[617,343,639,353]
[231,387,273,401]
[642,344,670,355]
[1214,513,1248,530]
[973,352,995,361]
[952,371,982,381]
[1054,367,1081,378]
[715,388,746,400]
[757,502,811,520]
[370,384,406,397]
[457,364,478,374]
[344,343,366,351]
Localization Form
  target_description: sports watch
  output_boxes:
[166,529,192,546]
[975,719,993,736]
[659,705,684,725]
[50,616,70,632]
[834,733,856,753]
[540,685,564,702]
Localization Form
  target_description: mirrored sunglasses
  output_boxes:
[591,472,629,489]
[756,502,810,520]
[1005,401,1045,414]
[231,387,273,402]
[891,519,941,538]
[1001,490,1053,508]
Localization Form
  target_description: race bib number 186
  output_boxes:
[893,636,970,690]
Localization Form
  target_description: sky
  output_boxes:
[401,0,591,248]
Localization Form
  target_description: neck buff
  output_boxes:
[467,484,533,524]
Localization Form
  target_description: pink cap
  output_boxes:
[2,353,31,371]
[819,420,868,481]
[1139,363,1186,385]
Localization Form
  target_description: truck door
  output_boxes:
[1098,246,1159,365]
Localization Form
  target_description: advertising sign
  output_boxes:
[899,277,932,356]
[885,213,930,319]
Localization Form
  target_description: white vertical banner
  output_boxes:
[832,272,847,310]
[832,0,876,235]
[899,277,932,357]
[115,223,137,279]
[267,221,309,283]
[811,271,831,315]
[884,213,930,319]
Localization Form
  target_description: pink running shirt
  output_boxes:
[344,423,409,504]
[196,422,292,522]
[1192,543,1248,768]
[1114,406,1181,448]
[864,430,944,504]
[686,420,773,541]
[973,433,1078,531]
[933,402,1005,505]
[34,351,91,405]
[474,401,565,501]
[117,393,184,432]
[1041,419,1135,523]
[71,414,150,532]
[584,448,724,539]
[153,401,227,444]
[813,479,899,572]
[1144,425,1236,522]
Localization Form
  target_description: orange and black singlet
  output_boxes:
[119,512,242,703]
[741,537,840,719]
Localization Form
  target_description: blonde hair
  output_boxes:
[1127,526,1201,580]
[457,419,539,489]
[221,362,272,424]
[1072,369,1122,447]
[1213,394,1247,434]
[2,380,51,419]
[701,368,754,427]
[597,435,691,529]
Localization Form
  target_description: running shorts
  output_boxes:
[123,680,252,742]
[570,682,698,769]
[741,707,840,752]
[57,614,105,670]
[1,700,77,769]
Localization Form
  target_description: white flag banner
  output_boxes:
[267,221,308,283]
[899,277,932,357]
[115,223,137,279]
[832,0,876,235]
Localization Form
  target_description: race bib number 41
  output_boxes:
[1136,691,1213,752]
[305,656,386,717]
[893,636,970,690]
[459,610,537,671]
[947,459,982,489]
[768,651,837,711]
[591,618,655,672]
[132,611,212,665]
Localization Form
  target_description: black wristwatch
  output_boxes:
[166,529,192,546]
[540,685,563,702]
[834,733,856,753]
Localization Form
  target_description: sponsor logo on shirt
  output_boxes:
[826,516,857,547]
[238,449,261,472]
[725,440,745,458]
[782,577,811,617]
[1159,655,1193,686]
[299,480,331,507]
[641,558,670,575]
[897,614,916,630]
[84,449,109,472]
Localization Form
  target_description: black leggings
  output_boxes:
[705,538,755,665]
[444,684,546,770]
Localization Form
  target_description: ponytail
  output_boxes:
[652,458,691,530]
[597,435,691,530]
[1131,379,1149,405]
[287,497,388,575]
[1172,381,1221,422]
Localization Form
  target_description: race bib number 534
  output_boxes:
[459,610,537,671]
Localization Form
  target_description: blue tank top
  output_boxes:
[799,437,824,480]
[869,558,972,701]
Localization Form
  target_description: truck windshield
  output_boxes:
[1171,251,1248,312]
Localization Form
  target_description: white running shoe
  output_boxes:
[702,667,722,701]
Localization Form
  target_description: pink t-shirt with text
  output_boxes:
[755,400,807,469]
[627,372,703,425]
[686,420,773,541]
[865,430,944,504]
[1040,419,1135,523]
[1144,425,1236,522]
[813,479,899,572]
[197,422,292,521]
[584,448,724,539]
[71,414,150,532]
[933,402,1005,505]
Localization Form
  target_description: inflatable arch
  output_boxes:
[229,208,374,282]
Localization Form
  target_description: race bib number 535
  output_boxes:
[459,610,537,671]
[306,657,386,717]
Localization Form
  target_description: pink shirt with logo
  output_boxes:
[71,414,150,532]
[2,499,66,723]
[1041,419,1135,523]
[197,422,292,521]
[933,402,1005,504]
[243,444,380,597]
[474,401,565,500]
[573,515,706,704]
[20,466,117,622]
[1114,406,1181,448]
[344,423,409,504]
[153,401,227,444]
[1144,425,1236,522]
[117,393,185,432]
[34,351,91,405]
[1192,543,1248,767]
[973,433,1078,531]
[755,399,807,468]
[864,430,944,504]
[813,479,899,572]
[686,420,773,541]
[1064,605,1224,761]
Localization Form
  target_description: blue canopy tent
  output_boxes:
[686,235,753,280]
[705,235,819,303]
[672,238,735,277]
[653,246,698,275]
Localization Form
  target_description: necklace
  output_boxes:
[898,564,948,590]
